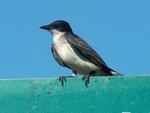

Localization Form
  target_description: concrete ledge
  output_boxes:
[0,76,150,113]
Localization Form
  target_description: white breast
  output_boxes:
[53,31,100,75]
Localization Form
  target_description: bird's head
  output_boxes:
[40,20,73,36]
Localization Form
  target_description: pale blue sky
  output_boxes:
[0,0,150,78]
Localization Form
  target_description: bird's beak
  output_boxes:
[40,25,49,30]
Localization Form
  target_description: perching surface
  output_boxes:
[0,76,150,113]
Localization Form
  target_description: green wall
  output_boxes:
[0,76,150,113]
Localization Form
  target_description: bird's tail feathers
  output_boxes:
[109,68,123,76]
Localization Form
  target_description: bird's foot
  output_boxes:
[59,76,67,87]
[82,75,90,88]
[59,74,76,87]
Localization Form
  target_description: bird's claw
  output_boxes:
[82,75,90,88]
[59,76,67,87]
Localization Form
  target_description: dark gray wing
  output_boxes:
[51,44,69,68]
[65,33,112,74]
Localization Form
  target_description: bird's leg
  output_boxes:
[59,71,77,87]
[59,76,67,87]
[82,75,90,88]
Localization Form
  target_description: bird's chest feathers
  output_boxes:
[53,35,77,63]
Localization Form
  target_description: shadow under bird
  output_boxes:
[40,20,121,87]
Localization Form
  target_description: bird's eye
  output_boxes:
[54,24,60,29]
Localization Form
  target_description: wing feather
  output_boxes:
[65,33,112,75]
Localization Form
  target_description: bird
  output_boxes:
[40,20,121,87]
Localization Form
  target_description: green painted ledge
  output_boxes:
[0,76,150,113]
